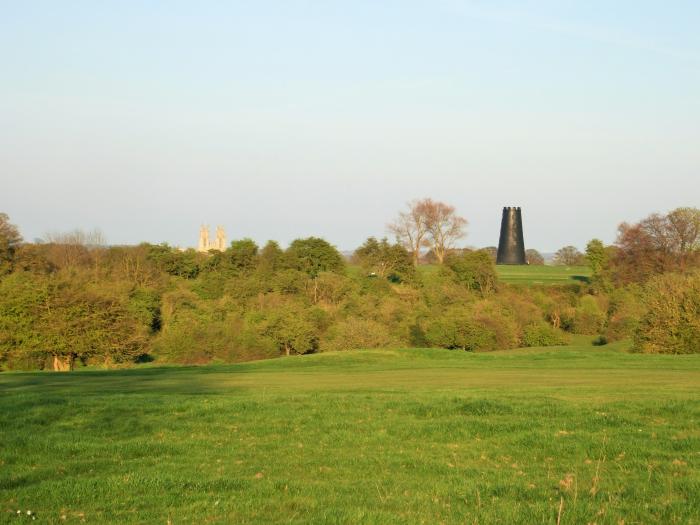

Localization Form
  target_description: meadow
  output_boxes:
[495,265,591,285]
[404,264,592,285]
[1,339,698,524]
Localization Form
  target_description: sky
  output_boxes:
[2,1,699,252]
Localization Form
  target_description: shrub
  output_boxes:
[603,286,645,342]
[562,295,606,335]
[425,309,497,351]
[471,300,520,349]
[444,251,497,294]
[632,272,700,354]
[522,323,570,347]
[321,318,396,352]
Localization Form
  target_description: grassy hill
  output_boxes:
[1,341,698,524]
[495,265,591,285]
[350,263,591,286]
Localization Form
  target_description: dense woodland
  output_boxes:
[1,205,699,371]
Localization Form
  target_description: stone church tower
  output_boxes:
[197,225,226,252]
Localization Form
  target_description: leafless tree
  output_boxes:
[388,199,468,265]
[553,246,584,266]
[44,228,106,268]
[388,200,430,266]
[419,199,467,264]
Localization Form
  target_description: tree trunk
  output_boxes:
[52,354,73,372]
[284,344,290,356]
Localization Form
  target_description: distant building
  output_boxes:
[197,225,226,252]
[496,207,526,265]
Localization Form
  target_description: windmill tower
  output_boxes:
[496,207,526,265]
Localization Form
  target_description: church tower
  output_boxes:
[197,225,227,253]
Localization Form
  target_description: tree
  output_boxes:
[420,199,468,264]
[633,271,700,354]
[258,240,284,274]
[147,244,202,279]
[525,249,544,265]
[666,207,700,258]
[228,238,259,273]
[286,237,345,278]
[389,199,467,265]
[0,213,23,273]
[388,200,430,267]
[256,304,318,356]
[553,246,584,266]
[611,207,700,283]
[0,272,148,370]
[444,251,497,295]
[585,239,606,274]
[353,237,414,282]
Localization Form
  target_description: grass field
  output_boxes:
[349,263,591,286]
[1,340,699,524]
[495,265,591,285]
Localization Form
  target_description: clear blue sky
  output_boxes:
[2,1,699,252]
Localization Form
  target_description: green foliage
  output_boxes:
[127,287,162,333]
[425,308,497,351]
[252,303,319,356]
[286,237,345,278]
[0,224,696,370]
[444,250,497,294]
[353,237,414,282]
[0,212,22,274]
[147,244,201,279]
[227,238,259,273]
[633,272,700,354]
[585,238,612,290]
[522,322,570,347]
[585,239,607,276]
[562,295,606,335]
[604,286,645,342]
[258,240,284,274]
[0,271,148,370]
[321,317,396,352]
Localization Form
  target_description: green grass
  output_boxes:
[352,263,591,285]
[1,341,699,524]
[495,265,591,285]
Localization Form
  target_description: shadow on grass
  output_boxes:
[0,365,246,396]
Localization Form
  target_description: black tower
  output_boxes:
[497,207,526,265]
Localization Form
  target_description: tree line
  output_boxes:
[0,204,698,371]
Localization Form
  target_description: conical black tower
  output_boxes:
[496,207,526,265]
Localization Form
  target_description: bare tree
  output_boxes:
[388,200,430,266]
[525,248,545,265]
[553,246,584,266]
[45,228,105,248]
[44,228,106,268]
[419,199,467,264]
[666,207,700,255]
